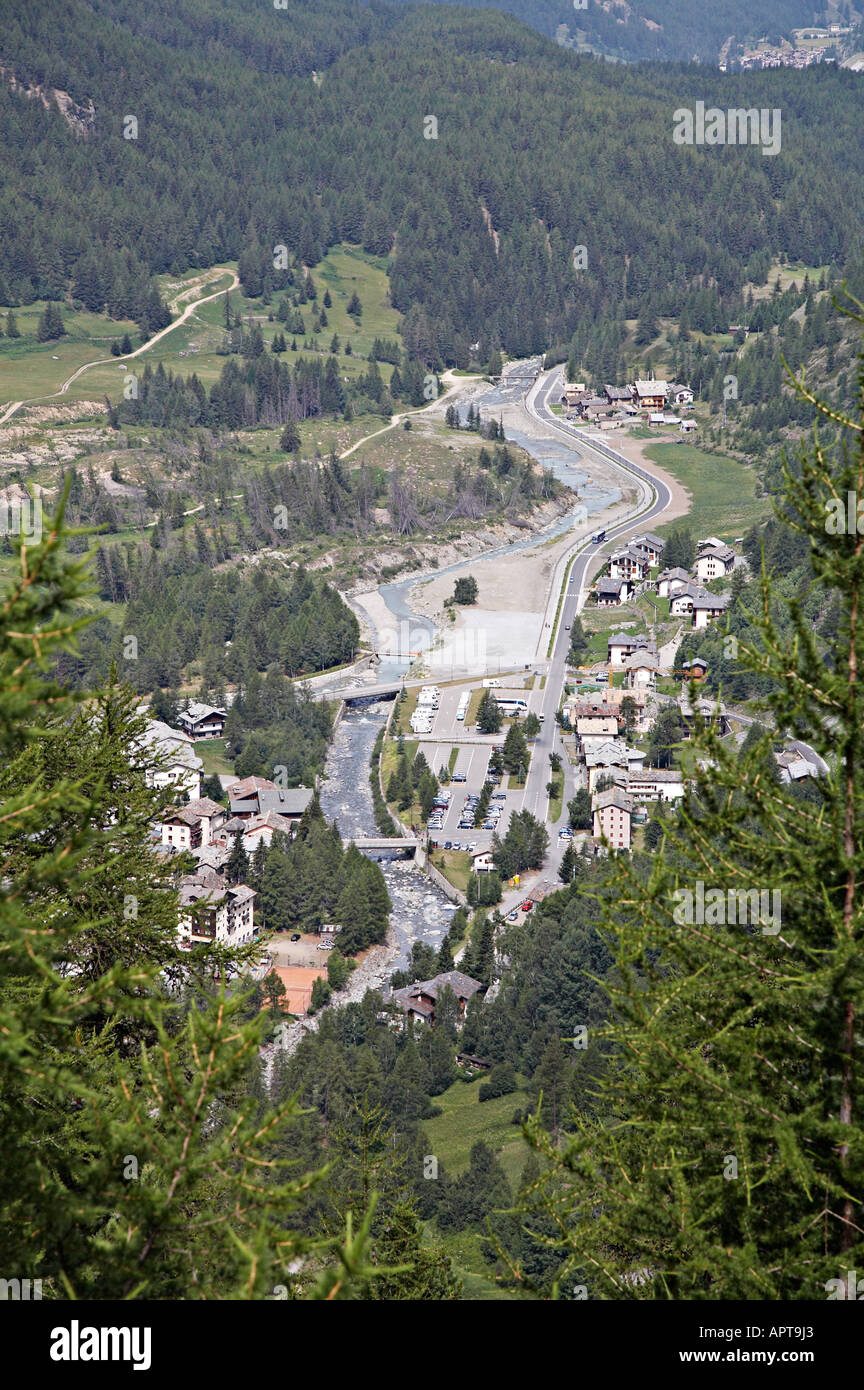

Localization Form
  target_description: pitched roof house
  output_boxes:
[623,648,662,686]
[226,777,315,821]
[178,871,257,948]
[391,970,483,1027]
[691,592,730,629]
[632,532,665,564]
[136,719,202,800]
[592,787,633,850]
[694,545,736,583]
[656,566,691,598]
[177,703,227,739]
[608,633,656,666]
[160,796,226,851]
[595,576,631,606]
[609,545,652,582]
[633,380,668,410]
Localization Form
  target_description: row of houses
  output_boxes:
[158,774,314,951]
[561,380,695,415]
[596,535,738,627]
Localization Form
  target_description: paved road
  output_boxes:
[499,365,677,890]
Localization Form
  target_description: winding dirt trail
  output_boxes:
[0,267,238,428]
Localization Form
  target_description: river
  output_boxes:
[318,699,459,970]
[318,363,619,969]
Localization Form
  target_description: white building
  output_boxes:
[177,703,227,739]
[160,796,226,851]
[178,871,257,948]
[656,567,691,598]
[694,545,736,583]
[136,718,202,800]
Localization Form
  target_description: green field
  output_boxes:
[0,244,400,411]
[193,738,234,776]
[430,848,471,893]
[645,442,770,542]
[424,1075,532,1188]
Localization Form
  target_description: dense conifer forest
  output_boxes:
[3,0,864,365]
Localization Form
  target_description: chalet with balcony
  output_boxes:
[391,970,483,1027]
[178,870,257,948]
[177,703,227,740]
[632,379,668,411]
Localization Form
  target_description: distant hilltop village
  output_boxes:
[721,23,864,73]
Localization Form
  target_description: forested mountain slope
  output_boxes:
[2,0,864,366]
[399,0,819,63]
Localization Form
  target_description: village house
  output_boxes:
[632,379,668,412]
[595,576,632,606]
[680,418,697,433]
[585,740,645,791]
[678,692,730,737]
[609,545,653,583]
[160,796,226,852]
[592,787,633,851]
[176,703,227,740]
[575,395,613,420]
[692,592,730,629]
[603,384,634,405]
[560,384,587,409]
[391,970,483,1027]
[226,776,315,822]
[235,808,298,852]
[196,843,231,875]
[136,718,202,801]
[178,870,257,949]
[775,749,816,783]
[656,566,691,598]
[610,766,685,803]
[565,700,620,725]
[680,657,709,682]
[576,716,620,745]
[631,532,666,565]
[607,633,657,667]
[693,544,736,583]
[668,384,694,406]
[623,648,661,687]
[471,848,495,873]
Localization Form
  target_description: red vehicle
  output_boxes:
[520,900,534,912]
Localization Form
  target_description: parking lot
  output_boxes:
[426,761,514,852]
[403,675,552,852]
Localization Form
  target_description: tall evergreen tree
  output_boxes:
[518,329,864,1299]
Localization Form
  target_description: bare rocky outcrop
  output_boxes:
[1,63,96,136]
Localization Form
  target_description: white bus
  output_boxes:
[495,697,528,718]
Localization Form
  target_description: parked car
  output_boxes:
[483,820,496,830]
[520,900,534,911]
[507,910,519,922]
[444,840,452,850]
[452,772,467,782]
[558,828,573,839]
[290,932,301,941]
[492,793,507,801]
[452,841,461,850]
